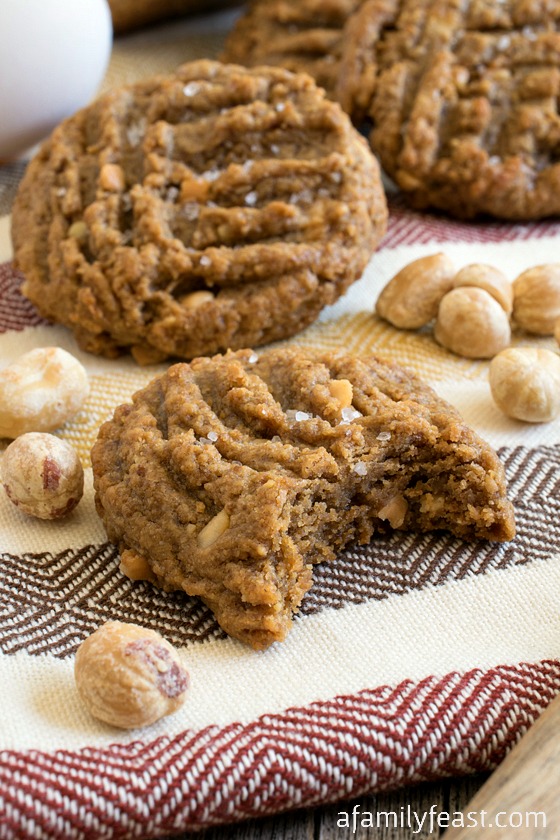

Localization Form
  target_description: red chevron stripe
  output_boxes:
[382,195,560,250]
[0,660,558,836]
[0,262,46,333]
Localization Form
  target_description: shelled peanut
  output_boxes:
[375,254,560,423]
[375,253,456,329]
[434,286,511,359]
[512,265,560,335]
[0,346,89,439]
[489,348,560,423]
[0,346,90,516]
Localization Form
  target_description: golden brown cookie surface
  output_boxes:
[12,60,387,363]
[365,0,560,219]
[91,347,515,649]
[226,0,560,219]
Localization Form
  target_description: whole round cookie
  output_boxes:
[91,347,515,649]
[12,60,387,364]
[226,0,560,219]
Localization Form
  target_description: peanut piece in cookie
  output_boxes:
[197,509,230,549]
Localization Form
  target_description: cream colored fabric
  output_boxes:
[2,214,560,751]
[1,558,559,751]
[3,222,560,459]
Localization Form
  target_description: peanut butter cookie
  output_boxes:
[365,0,560,218]
[227,0,560,219]
[91,348,515,650]
[12,60,387,364]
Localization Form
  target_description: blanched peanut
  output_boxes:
[0,347,89,438]
[375,253,456,329]
[512,264,560,335]
[489,348,560,422]
[180,290,214,309]
[119,548,156,582]
[378,495,408,528]
[99,163,125,192]
[197,509,230,548]
[451,264,513,314]
[434,287,511,359]
[1,433,84,519]
[75,621,189,729]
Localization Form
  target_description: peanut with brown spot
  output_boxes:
[74,621,189,729]
[1,432,84,519]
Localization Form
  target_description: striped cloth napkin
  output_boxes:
[1,10,560,839]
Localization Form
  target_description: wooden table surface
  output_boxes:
[173,774,487,838]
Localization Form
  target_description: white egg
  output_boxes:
[0,0,112,161]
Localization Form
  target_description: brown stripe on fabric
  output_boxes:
[0,262,47,333]
[500,445,560,499]
[0,544,226,658]
[0,445,557,657]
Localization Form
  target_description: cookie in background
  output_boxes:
[109,0,242,33]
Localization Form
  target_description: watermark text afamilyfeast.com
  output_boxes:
[336,803,547,834]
